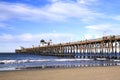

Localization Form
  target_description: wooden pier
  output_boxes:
[15,35,120,59]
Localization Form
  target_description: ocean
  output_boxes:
[0,53,120,71]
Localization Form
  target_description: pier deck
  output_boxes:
[15,35,120,59]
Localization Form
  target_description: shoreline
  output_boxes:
[0,66,120,80]
[0,63,119,72]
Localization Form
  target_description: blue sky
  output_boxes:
[1,0,120,52]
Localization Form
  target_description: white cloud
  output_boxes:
[86,24,111,31]
[18,33,33,41]
[47,1,104,22]
[49,0,98,4]
[77,0,98,4]
[113,15,120,21]
[0,2,69,22]
[84,24,120,39]
[0,2,45,21]
[50,0,60,2]
[0,1,103,22]
[0,33,75,43]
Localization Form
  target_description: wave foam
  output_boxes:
[0,59,93,64]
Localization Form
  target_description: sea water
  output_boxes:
[0,53,120,71]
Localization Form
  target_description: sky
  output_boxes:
[1,0,120,52]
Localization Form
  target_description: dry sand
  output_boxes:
[0,66,120,80]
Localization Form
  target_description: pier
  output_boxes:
[15,35,120,59]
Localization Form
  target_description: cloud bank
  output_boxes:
[0,0,103,22]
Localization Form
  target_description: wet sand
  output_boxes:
[0,66,120,80]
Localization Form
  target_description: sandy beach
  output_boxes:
[0,66,120,80]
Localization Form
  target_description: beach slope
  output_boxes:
[0,66,120,80]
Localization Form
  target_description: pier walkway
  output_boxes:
[15,35,120,59]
